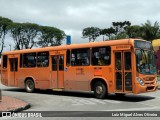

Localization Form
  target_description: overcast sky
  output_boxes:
[1,0,160,51]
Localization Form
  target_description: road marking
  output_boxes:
[63,98,122,106]
[89,98,106,104]
[89,98,122,104]
[102,99,122,104]
[63,98,96,105]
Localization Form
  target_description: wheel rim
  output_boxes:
[26,80,33,90]
[96,85,103,94]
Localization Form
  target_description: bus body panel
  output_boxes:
[19,68,51,89]
[64,66,92,91]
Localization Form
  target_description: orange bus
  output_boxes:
[0,39,158,99]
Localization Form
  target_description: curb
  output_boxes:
[0,104,31,117]
[0,96,31,117]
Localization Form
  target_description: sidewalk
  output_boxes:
[0,95,30,116]
[0,74,30,116]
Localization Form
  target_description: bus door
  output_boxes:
[115,51,132,92]
[51,54,64,89]
[9,57,18,86]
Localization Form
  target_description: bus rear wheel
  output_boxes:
[25,79,35,93]
[94,81,107,99]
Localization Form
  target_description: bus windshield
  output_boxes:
[136,49,156,74]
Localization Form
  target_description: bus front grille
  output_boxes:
[146,86,155,91]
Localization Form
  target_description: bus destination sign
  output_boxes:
[134,40,151,49]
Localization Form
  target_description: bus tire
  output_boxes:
[94,81,107,99]
[25,79,35,93]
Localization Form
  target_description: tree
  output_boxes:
[114,32,128,39]
[0,16,12,56]
[100,27,115,40]
[99,21,131,40]
[82,27,100,42]
[112,21,131,35]
[141,20,160,41]
[98,21,131,40]
[125,25,142,38]
[21,23,40,49]
[37,26,65,47]
[8,22,39,50]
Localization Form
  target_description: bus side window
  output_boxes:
[37,52,49,67]
[2,55,8,68]
[52,56,57,71]
[92,53,98,65]
[92,47,111,66]
[23,53,36,68]
[66,50,70,66]
[71,48,90,66]
[115,52,121,70]
[124,52,131,70]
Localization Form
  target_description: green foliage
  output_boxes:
[115,32,128,39]
[99,21,131,40]
[0,16,12,56]
[112,21,131,35]
[82,27,100,42]
[100,27,115,40]
[125,25,142,38]
[1,16,160,55]
[8,22,25,50]
[5,18,65,49]
[21,23,40,49]
[37,26,66,47]
[0,16,66,52]
[82,20,160,42]
[8,22,40,50]
[141,20,160,41]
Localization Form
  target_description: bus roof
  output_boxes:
[2,38,141,55]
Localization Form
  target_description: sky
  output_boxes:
[0,0,160,51]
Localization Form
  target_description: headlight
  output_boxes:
[136,77,145,86]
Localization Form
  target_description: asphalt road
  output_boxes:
[0,83,160,120]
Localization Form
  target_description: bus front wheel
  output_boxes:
[94,81,107,99]
[25,79,35,93]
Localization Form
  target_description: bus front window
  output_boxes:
[136,49,156,74]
